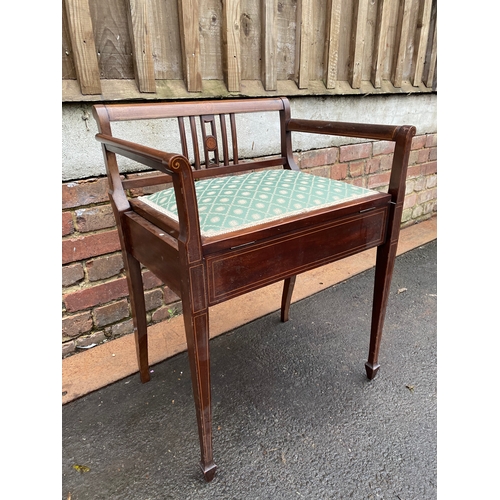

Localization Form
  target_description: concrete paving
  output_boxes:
[62,238,437,499]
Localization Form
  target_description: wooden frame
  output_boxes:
[92,97,415,481]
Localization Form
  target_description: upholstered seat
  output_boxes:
[139,169,378,237]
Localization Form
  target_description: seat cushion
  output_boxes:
[138,169,379,237]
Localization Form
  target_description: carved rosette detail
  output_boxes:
[206,135,217,150]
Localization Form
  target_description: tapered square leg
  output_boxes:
[281,276,296,323]
[124,251,150,384]
[366,240,398,380]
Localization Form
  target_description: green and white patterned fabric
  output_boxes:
[139,169,378,237]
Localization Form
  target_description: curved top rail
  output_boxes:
[93,97,287,123]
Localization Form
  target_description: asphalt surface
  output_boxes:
[62,240,437,500]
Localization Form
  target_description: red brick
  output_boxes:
[373,141,395,156]
[417,148,430,163]
[62,212,74,236]
[93,299,130,327]
[62,263,85,287]
[417,188,437,205]
[152,302,182,323]
[305,166,330,178]
[75,205,116,232]
[87,253,124,282]
[404,193,417,209]
[63,277,129,312]
[76,331,107,348]
[152,306,172,323]
[127,172,171,197]
[330,163,348,180]
[367,158,381,174]
[349,160,365,178]
[351,178,367,188]
[145,289,163,311]
[411,135,427,150]
[62,311,93,339]
[380,154,393,171]
[163,286,180,304]
[422,200,437,215]
[62,178,109,209]
[368,172,391,189]
[428,147,437,161]
[339,142,372,162]
[300,147,338,169]
[425,133,437,148]
[62,341,76,357]
[407,165,422,178]
[106,319,134,338]
[426,174,437,189]
[142,270,163,290]
[62,229,121,264]
[422,161,437,175]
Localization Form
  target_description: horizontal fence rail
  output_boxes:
[62,0,437,102]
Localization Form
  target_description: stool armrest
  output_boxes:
[95,133,202,254]
[287,118,413,142]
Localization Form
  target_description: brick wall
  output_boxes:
[62,133,437,357]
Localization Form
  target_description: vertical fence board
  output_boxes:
[126,0,156,92]
[199,0,223,80]
[90,0,134,79]
[402,0,420,83]
[391,0,412,88]
[261,0,277,90]
[424,18,436,88]
[371,0,390,88]
[295,0,313,89]
[62,0,77,79]
[222,0,241,91]
[276,0,297,80]
[178,0,202,91]
[349,0,369,89]
[361,0,378,81]
[336,0,353,82]
[240,0,261,80]
[148,0,183,80]
[64,0,102,94]
[310,0,327,81]
[423,0,436,89]
[412,0,432,86]
[323,0,341,88]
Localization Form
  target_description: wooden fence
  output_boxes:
[62,0,437,102]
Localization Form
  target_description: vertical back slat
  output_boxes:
[200,115,220,167]
[200,116,210,167]
[219,114,230,166]
[189,116,201,169]
[229,113,239,164]
[178,117,189,158]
